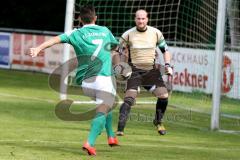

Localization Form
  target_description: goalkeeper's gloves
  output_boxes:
[165,63,173,75]
[113,63,132,80]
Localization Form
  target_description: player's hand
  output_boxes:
[28,47,41,57]
[165,63,173,75]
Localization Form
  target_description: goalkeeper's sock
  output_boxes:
[154,98,168,125]
[105,111,115,137]
[117,97,133,132]
[87,112,106,146]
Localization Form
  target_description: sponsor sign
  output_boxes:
[0,33,11,68]
[169,47,240,99]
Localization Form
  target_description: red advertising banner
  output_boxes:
[23,34,34,66]
[12,34,47,70]
[12,33,22,65]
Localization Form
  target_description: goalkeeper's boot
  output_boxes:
[157,123,167,135]
[108,137,119,147]
[82,142,96,156]
[116,131,124,136]
[153,119,167,135]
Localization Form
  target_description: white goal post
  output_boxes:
[60,0,75,100]
[211,0,227,130]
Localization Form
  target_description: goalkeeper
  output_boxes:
[28,5,119,156]
[116,9,172,136]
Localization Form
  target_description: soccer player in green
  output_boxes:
[28,5,119,156]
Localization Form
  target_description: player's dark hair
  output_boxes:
[79,5,96,24]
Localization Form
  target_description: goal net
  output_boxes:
[68,0,240,132]
[74,0,220,48]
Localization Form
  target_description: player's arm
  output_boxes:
[158,38,173,75]
[28,36,61,57]
[109,30,129,64]
[163,50,173,75]
[112,48,121,65]
[163,50,171,65]
[112,46,129,63]
[118,36,130,62]
[111,33,132,79]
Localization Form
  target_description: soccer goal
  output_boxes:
[62,0,240,132]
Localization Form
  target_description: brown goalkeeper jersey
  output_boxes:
[120,26,165,70]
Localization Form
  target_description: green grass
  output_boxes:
[0,69,240,160]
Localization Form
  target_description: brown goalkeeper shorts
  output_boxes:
[126,66,166,91]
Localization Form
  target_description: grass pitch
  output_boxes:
[0,69,240,160]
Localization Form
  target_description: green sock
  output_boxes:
[105,111,115,138]
[87,112,106,146]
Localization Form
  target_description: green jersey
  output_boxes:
[59,24,118,84]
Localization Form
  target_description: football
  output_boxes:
[113,62,132,81]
